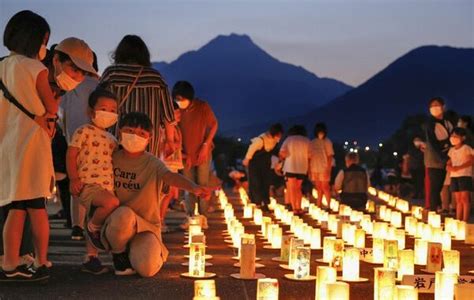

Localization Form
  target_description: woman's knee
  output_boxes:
[129,232,164,277]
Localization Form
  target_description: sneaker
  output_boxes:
[113,252,136,276]
[0,264,48,282]
[81,256,108,275]
[71,226,84,241]
[85,227,105,251]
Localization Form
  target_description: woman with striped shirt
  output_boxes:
[100,35,175,156]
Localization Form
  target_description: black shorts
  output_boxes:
[6,198,46,210]
[451,177,473,192]
[285,172,306,180]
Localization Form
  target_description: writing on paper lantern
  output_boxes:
[194,280,217,299]
[256,278,279,300]
[397,249,414,281]
[294,247,311,279]
[189,243,206,277]
[374,268,395,300]
[384,239,398,270]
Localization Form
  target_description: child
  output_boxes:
[334,153,371,210]
[160,103,184,233]
[447,128,473,222]
[0,11,58,282]
[66,87,119,272]
[309,123,334,207]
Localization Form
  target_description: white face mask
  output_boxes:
[450,136,461,146]
[56,71,80,91]
[121,132,149,153]
[92,111,118,129]
[176,100,190,109]
[429,106,443,118]
[38,44,47,61]
[317,133,325,140]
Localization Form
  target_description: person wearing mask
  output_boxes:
[243,123,284,211]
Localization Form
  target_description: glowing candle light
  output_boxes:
[391,211,402,228]
[326,282,349,300]
[243,205,253,219]
[188,223,202,245]
[342,248,360,281]
[256,278,279,300]
[455,221,466,241]
[394,285,418,300]
[267,224,277,243]
[261,217,272,237]
[332,239,345,271]
[366,200,375,213]
[328,215,338,234]
[405,217,417,236]
[414,239,428,265]
[289,238,304,269]
[384,239,398,269]
[415,222,424,239]
[395,229,405,250]
[454,283,474,300]
[342,223,351,243]
[379,205,387,220]
[270,226,282,249]
[323,237,336,263]
[397,249,414,281]
[280,235,292,262]
[442,250,460,275]
[354,229,366,249]
[445,218,456,236]
[194,280,217,299]
[374,268,396,300]
[310,228,321,250]
[373,222,388,239]
[373,238,385,264]
[442,231,452,251]
[304,225,312,245]
[189,243,206,277]
[428,212,441,228]
[422,223,433,241]
[293,247,311,279]
[315,266,337,300]
[435,271,458,300]
[240,235,256,279]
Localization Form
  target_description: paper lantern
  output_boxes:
[432,227,443,244]
[254,209,263,225]
[310,228,321,250]
[289,238,304,269]
[454,283,474,300]
[373,238,384,264]
[374,268,396,300]
[188,223,202,245]
[240,235,256,279]
[379,205,387,220]
[435,271,458,300]
[280,235,292,262]
[428,212,441,228]
[342,223,351,244]
[326,282,349,300]
[342,248,360,281]
[243,205,253,219]
[415,222,424,239]
[442,231,452,251]
[465,224,474,244]
[194,280,216,299]
[383,208,392,223]
[405,217,417,236]
[267,224,277,243]
[390,211,402,228]
[422,223,433,241]
[366,200,375,213]
[384,239,398,269]
[323,237,336,263]
[261,217,272,237]
[294,247,311,279]
[373,222,388,239]
[224,205,234,221]
[269,198,277,210]
[455,221,466,241]
[256,278,279,300]
[328,215,338,234]
[315,266,337,300]
[271,226,283,249]
[395,229,405,250]
[442,250,460,275]
[189,243,206,277]
[332,239,345,271]
[426,242,443,273]
[414,239,428,265]
[394,285,418,300]
[445,218,456,236]
[397,249,414,281]
[354,228,366,249]
[303,225,312,244]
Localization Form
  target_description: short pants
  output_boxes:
[285,172,306,180]
[451,176,473,192]
[80,184,113,212]
[6,198,46,210]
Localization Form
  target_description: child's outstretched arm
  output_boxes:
[36,69,59,115]
[66,146,83,195]
[162,171,214,199]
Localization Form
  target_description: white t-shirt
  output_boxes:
[280,135,310,175]
[448,144,473,177]
[309,137,334,173]
[69,124,118,191]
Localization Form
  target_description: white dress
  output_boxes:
[0,54,55,206]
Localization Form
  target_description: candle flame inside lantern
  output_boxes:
[326,281,349,300]
[342,248,360,281]
[374,268,396,300]
[435,271,458,300]
[189,243,206,277]
[315,266,337,300]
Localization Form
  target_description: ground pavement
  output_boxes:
[1,191,474,299]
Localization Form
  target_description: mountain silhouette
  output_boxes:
[227,45,474,145]
[153,33,352,131]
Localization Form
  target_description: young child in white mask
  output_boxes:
[66,87,119,272]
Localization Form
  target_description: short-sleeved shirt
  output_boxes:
[309,137,334,173]
[448,144,473,177]
[280,135,311,175]
[69,124,117,191]
[179,99,217,166]
[113,150,170,230]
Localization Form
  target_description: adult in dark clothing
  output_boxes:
[243,124,283,211]
[423,97,453,211]
[334,153,370,210]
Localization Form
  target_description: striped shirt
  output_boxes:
[100,64,175,156]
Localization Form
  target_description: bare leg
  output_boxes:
[460,191,470,222]
[2,209,26,270]
[27,208,50,266]
[295,179,303,210]
[90,191,120,227]
[454,193,462,221]
[160,190,174,224]
[322,181,331,208]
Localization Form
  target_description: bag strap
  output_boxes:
[118,67,144,109]
[0,80,35,120]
